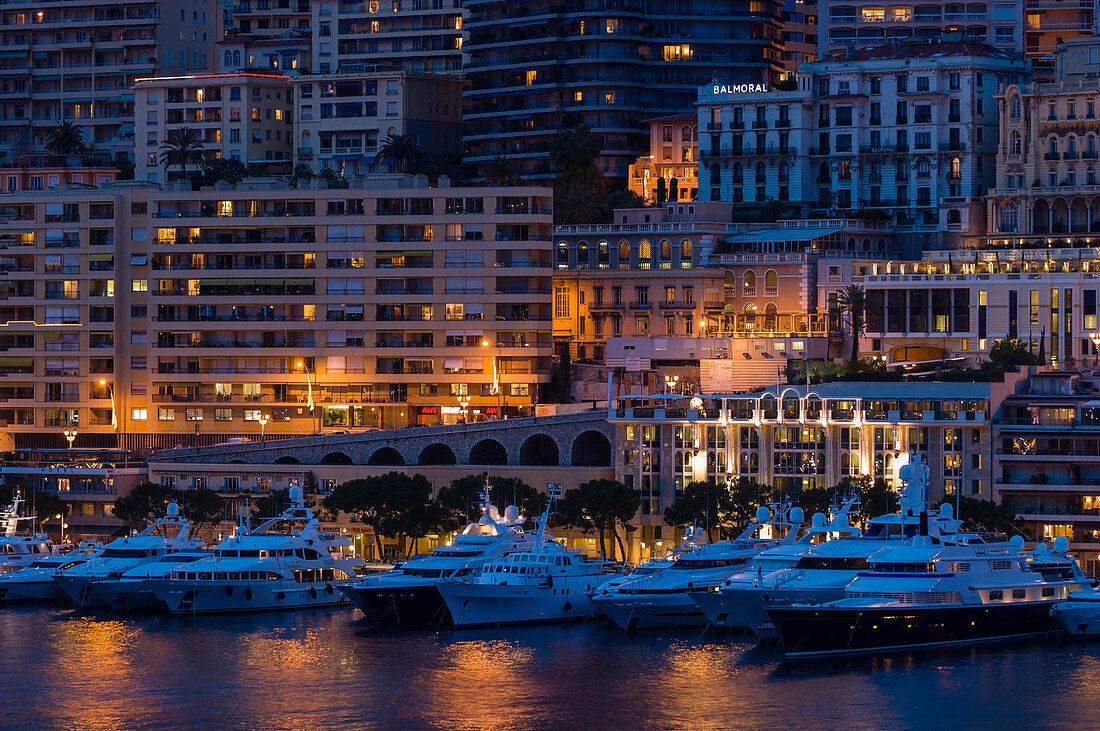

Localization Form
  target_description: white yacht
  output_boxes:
[593,526,710,598]
[1051,585,1100,637]
[54,504,204,608]
[0,542,100,604]
[718,464,967,640]
[0,492,55,575]
[591,505,804,631]
[689,497,861,633]
[436,485,621,628]
[340,482,536,627]
[770,534,1088,658]
[147,487,364,614]
[94,551,211,612]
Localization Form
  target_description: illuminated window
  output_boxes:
[218,200,233,216]
[131,408,147,420]
[525,70,537,86]
[606,19,619,32]
[573,91,582,103]
[132,279,148,292]
[662,44,692,61]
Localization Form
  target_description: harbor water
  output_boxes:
[3,605,1098,730]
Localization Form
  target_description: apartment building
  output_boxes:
[463,0,785,181]
[627,114,699,205]
[0,0,218,163]
[0,159,116,193]
[700,42,1030,247]
[314,0,466,76]
[609,377,1017,541]
[293,72,462,176]
[231,0,311,38]
[0,177,553,451]
[817,0,1023,56]
[1054,35,1100,82]
[217,32,312,75]
[989,77,1100,237]
[134,73,295,182]
[781,0,819,76]
[993,370,1100,573]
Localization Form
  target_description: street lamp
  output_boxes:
[295,359,319,434]
[63,429,77,449]
[54,513,65,544]
[699,317,707,337]
[482,338,501,419]
[98,378,117,432]
[457,396,471,423]
[665,374,680,395]
[1091,332,1100,364]
[258,413,270,442]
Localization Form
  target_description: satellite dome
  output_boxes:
[1009,535,1025,553]
[789,507,805,524]
[1053,535,1070,553]
[504,505,520,523]
[756,506,771,524]
[289,485,304,503]
[811,512,827,529]
[488,505,500,521]
[165,502,180,517]
[940,503,954,519]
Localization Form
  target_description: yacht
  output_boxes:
[591,504,804,631]
[0,492,55,575]
[94,551,211,612]
[147,486,364,614]
[54,504,205,608]
[1051,585,1100,637]
[769,534,1088,658]
[593,526,709,598]
[690,497,861,633]
[0,542,100,604]
[718,463,966,641]
[340,482,536,627]
[436,485,621,628]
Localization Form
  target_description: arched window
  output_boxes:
[233,50,241,67]
[659,239,671,261]
[733,162,743,183]
[1049,137,1059,155]
[1089,135,1097,155]
[618,240,630,267]
[577,241,590,268]
[224,50,233,68]
[724,270,737,296]
[950,157,961,178]
[710,162,721,187]
[764,302,778,329]
[681,125,692,141]
[1068,136,1078,155]
[1010,131,1021,155]
[743,270,756,295]
[1000,202,1019,232]
[556,242,569,267]
[947,209,961,224]
[639,240,652,265]
[680,239,692,261]
[597,240,609,267]
[765,270,778,294]
[779,161,790,182]
[1010,96,1021,119]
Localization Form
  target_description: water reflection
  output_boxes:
[1,608,1099,729]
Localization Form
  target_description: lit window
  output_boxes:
[131,408,148,420]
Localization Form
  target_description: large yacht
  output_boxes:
[690,497,861,633]
[717,462,965,640]
[147,486,364,614]
[591,504,804,630]
[1052,586,1100,637]
[94,551,211,611]
[53,504,204,607]
[340,481,536,627]
[0,542,100,604]
[0,492,55,575]
[436,485,621,628]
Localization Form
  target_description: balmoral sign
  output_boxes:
[712,83,769,94]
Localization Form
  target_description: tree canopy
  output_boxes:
[663,480,729,541]
[934,495,1027,539]
[323,472,441,559]
[556,478,639,561]
[726,477,774,532]
[44,120,89,157]
[838,284,867,361]
[179,487,226,531]
[112,482,182,526]
[377,133,422,174]
[190,158,248,188]
[989,338,1042,369]
[435,474,543,529]
[832,475,896,523]
[160,127,206,179]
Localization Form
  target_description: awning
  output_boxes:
[444,356,462,369]
[129,254,147,265]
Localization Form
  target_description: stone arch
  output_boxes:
[571,430,611,466]
[320,451,353,465]
[469,438,508,466]
[273,455,301,464]
[367,446,405,465]
[1033,198,1050,233]
[418,443,457,465]
[1051,197,1069,233]
[1071,196,1088,232]
[519,433,559,466]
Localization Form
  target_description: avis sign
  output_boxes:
[713,83,769,94]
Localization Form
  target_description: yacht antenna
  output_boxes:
[535,483,561,551]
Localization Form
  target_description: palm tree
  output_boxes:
[376,132,422,173]
[43,120,89,159]
[484,155,523,186]
[160,127,206,180]
[838,284,867,362]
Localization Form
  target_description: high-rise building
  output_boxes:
[0,0,219,163]
[780,0,819,77]
[463,0,784,181]
[0,178,553,450]
[699,42,1030,248]
[134,73,295,182]
[292,72,462,176]
[314,0,466,75]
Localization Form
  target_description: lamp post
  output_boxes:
[63,429,77,450]
[482,338,501,419]
[258,413,270,442]
[54,513,65,544]
[458,396,471,423]
[699,317,707,338]
[665,374,679,395]
[1091,332,1100,366]
[98,378,117,433]
[295,359,320,434]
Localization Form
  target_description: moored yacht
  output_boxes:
[436,485,621,628]
[54,504,204,608]
[94,551,210,612]
[592,504,804,631]
[147,487,364,614]
[0,492,55,575]
[0,542,100,604]
[1052,586,1100,637]
[768,534,1088,658]
[340,482,535,627]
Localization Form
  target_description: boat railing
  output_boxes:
[847,590,962,604]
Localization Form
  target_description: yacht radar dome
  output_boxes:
[166,502,180,517]
[811,512,827,529]
[940,503,954,519]
[1009,535,1025,552]
[504,505,520,523]
[789,507,804,524]
[289,485,304,505]
[1054,535,1070,553]
[756,506,771,524]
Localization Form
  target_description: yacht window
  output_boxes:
[991,560,1011,570]
[948,562,971,572]
[1012,588,1026,599]
[1042,587,1056,597]
[989,590,1003,600]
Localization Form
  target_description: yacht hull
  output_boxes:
[53,574,110,608]
[725,587,848,641]
[438,581,599,629]
[594,592,710,630]
[769,601,1063,658]
[0,578,64,604]
[150,580,350,614]
[1052,601,1100,637]
[340,583,452,628]
[687,590,750,632]
[96,580,170,612]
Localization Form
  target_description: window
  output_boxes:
[131,408,148,421]
[158,407,175,421]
